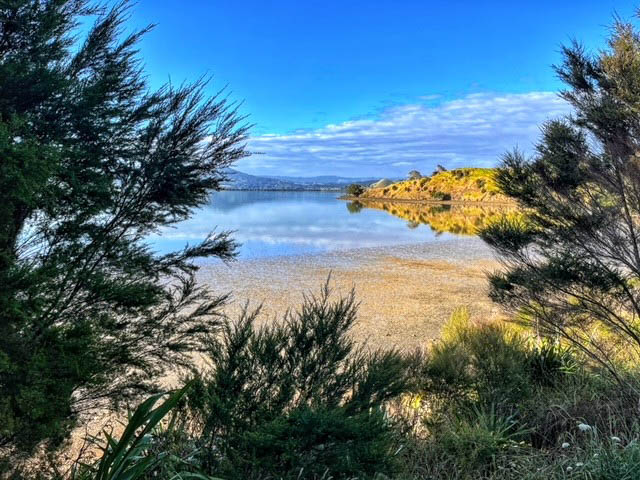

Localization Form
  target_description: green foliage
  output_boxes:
[395,309,640,479]
[69,384,218,480]
[427,311,579,408]
[230,406,396,479]
[346,183,365,196]
[570,437,640,480]
[0,1,248,452]
[54,309,640,480]
[433,404,531,476]
[186,283,413,479]
[431,191,452,201]
[479,16,640,382]
[525,341,577,387]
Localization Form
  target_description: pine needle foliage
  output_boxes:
[0,0,248,452]
[186,283,414,479]
[480,15,640,383]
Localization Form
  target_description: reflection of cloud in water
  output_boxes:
[148,191,488,259]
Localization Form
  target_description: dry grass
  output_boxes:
[361,168,512,203]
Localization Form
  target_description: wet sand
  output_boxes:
[197,236,504,351]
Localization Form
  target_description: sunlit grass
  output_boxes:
[362,168,511,203]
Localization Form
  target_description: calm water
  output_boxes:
[148,190,469,260]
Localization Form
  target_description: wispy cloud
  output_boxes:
[238,92,571,177]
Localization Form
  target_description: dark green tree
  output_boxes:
[346,200,363,214]
[186,284,412,479]
[0,0,248,451]
[481,17,640,381]
[346,183,364,196]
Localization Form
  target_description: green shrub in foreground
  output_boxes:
[185,283,414,479]
[420,308,574,414]
[231,406,396,479]
[396,308,640,480]
[58,306,640,480]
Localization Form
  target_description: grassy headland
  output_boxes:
[353,168,512,203]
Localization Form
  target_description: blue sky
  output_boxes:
[124,1,635,177]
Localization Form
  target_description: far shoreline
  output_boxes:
[220,187,345,192]
[339,194,516,207]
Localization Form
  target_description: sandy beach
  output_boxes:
[197,236,504,351]
[56,236,502,468]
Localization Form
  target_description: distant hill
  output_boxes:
[359,168,511,203]
[221,168,379,191]
[264,174,378,186]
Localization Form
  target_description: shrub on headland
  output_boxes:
[346,183,366,196]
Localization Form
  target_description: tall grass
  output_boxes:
[394,309,640,479]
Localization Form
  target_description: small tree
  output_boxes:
[431,164,447,176]
[408,170,422,180]
[0,1,248,451]
[187,284,412,478]
[480,17,640,380]
[346,183,365,196]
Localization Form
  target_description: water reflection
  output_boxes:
[147,191,510,260]
[346,199,515,236]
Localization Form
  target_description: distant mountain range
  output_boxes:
[221,168,381,191]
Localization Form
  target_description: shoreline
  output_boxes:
[197,238,503,351]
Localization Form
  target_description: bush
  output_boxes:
[434,404,531,476]
[231,406,397,479]
[186,283,413,478]
[421,308,536,411]
[525,341,577,387]
[431,191,452,201]
[346,183,365,196]
[394,308,640,479]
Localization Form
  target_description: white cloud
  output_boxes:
[239,91,571,177]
